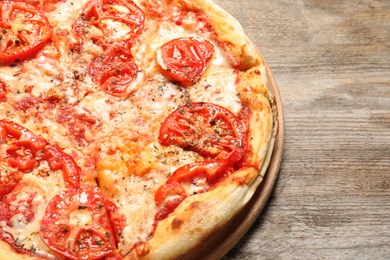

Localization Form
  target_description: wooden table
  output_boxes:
[215,0,390,259]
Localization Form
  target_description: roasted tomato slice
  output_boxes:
[0,119,47,173]
[154,181,186,222]
[157,37,214,85]
[40,184,120,260]
[0,2,52,63]
[154,161,228,222]
[0,188,40,256]
[44,145,81,188]
[0,120,46,198]
[159,102,248,164]
[14,0,66,12]
[0,79,7,100]
[0,120,80,196]
[89,41,138,96]
[166,160,229,185]
[73,0,145,45]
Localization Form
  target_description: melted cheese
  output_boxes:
[0,0,243,257]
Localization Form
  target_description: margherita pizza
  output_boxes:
[0,0,278,259]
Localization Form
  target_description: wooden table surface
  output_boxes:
[215,0,390,259]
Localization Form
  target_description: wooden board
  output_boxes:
[180,62,285,259]
[216,1,390,259]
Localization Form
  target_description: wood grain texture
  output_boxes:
[214,0,390,259]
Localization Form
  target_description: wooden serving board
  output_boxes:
[180,62,285,260]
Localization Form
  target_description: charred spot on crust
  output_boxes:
[190,201,201,210]
[171,217,183,230]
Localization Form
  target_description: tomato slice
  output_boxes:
[89,41,138,96]
[44,145,81,188]
[157,37,214,85]
[154,181,186,222]
[0,2,52,63]
[0,79,7,100]
[0,190,40,257]
[73,0,144,45]
[0,119,48,172]
[0,120,46,198]
[104,199,126,245]
[0,186,36,227]
[167,160,228,185]
[13,0,66,12]
[154,161,228,222]
[40,185,121,260]
[159,102,248,164]
[0,120,80,196]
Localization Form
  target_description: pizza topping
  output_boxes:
[104,199,127,244]
[0,1,53,63]
[40,184,121,259]
[44,145,81,188]
[89,41,139,96]
[159,102,247,164]
[154,160,229,222]
[0,119,47,173]
[0,190,41,257]
[157,37,215,86]
[154,182,186,222]
[0,173,74,258]
[12,96,40,112]
[73,0,145,46]
[10,0,64,11]
[0,120,81,194]
[155,102,250,221]
[0,189,37,228]
[57,105,100,145]
[0,79,7,100]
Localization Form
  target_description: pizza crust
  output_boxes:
[238,63,277,173]
[173,0,260,70]
[125,167,262,260]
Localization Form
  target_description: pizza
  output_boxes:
[0,0,278,259]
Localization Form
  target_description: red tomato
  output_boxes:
[157,37,214,85]
[89,42,138,96]
[11,0,65,12]
[0,2,52,63]
[0,120,47,172]
[0,120,46,198]
[167,160,228,186]
[154,161,229,222]
[159,102,248,164]
[0,166,22,199]
[154,181,187,205]
[73,0,145,45]
[0,120,81,195]
[44,145,81,188]
[40,185,120,260]
[154,182,186,222]
[0,187,36,227]
[0,190,40,257]
[0,79,7,100]
[104,199,126,244]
